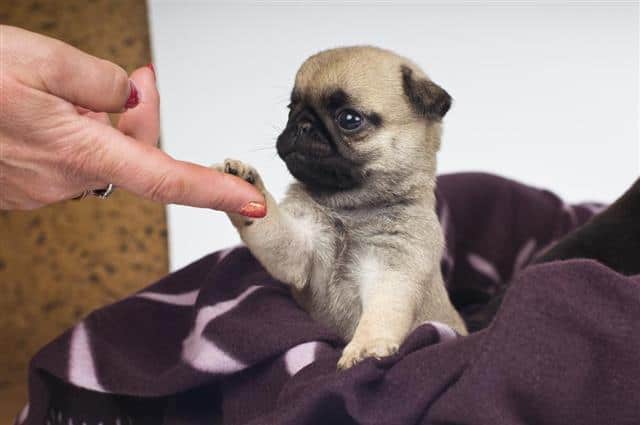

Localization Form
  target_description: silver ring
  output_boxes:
[91,184,115,199]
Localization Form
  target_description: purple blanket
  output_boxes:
[18,173,640,425]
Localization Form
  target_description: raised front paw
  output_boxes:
[219,159,264,190]
[211,159,266,226]
[337,338,400,370]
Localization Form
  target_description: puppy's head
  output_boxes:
[276,46,451,198]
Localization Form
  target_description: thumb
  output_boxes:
[88,122,265,214]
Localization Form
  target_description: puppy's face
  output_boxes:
[276,46,452,193]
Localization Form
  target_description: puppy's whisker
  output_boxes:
[246,146,276,153]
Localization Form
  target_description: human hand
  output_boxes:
[0,25,265,216]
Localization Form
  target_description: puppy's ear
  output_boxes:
[401,65,452,120]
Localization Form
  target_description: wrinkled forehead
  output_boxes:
[293,49,411,116]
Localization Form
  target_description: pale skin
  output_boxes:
[0,25,264,215]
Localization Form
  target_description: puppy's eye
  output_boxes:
[336,109,364,131]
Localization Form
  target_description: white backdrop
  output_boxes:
[148,1,639,271]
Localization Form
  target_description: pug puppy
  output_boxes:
[216,46,467,369]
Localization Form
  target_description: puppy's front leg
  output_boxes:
[337,266,420,370]
[215,159,313,290]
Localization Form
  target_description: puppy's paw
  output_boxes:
[211,159,266,227]
[337,338,399,370]
[221,159,264,190]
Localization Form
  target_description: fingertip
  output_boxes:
[129,66,159,105]
[118,66,160,145]
[147,63,156,79]
[239,201,267,218]
[124,79,139,109]
[209,171,266,214]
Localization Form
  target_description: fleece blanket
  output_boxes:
[17,173,640,425]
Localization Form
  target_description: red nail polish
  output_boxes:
[239,202,267,218]
[147,63,156,79]
[125,79,139,109]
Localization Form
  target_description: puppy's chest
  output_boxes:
[311,214,367,276]
[296,216,367,337]
[305,215,348,282]
[309,209,411,280]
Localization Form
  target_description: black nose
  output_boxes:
[297,121,312,135]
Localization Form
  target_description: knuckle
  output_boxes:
[146,173,185,204]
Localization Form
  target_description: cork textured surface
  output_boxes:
[0,1,169,421]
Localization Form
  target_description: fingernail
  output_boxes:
[125,79,139,109]
[147,63,156,79]
[239,202,266,218]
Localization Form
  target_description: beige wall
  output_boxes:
[0,1,169,421]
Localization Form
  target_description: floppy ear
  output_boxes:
[401,65,452,120]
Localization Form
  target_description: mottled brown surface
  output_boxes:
[0,1,169,421]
